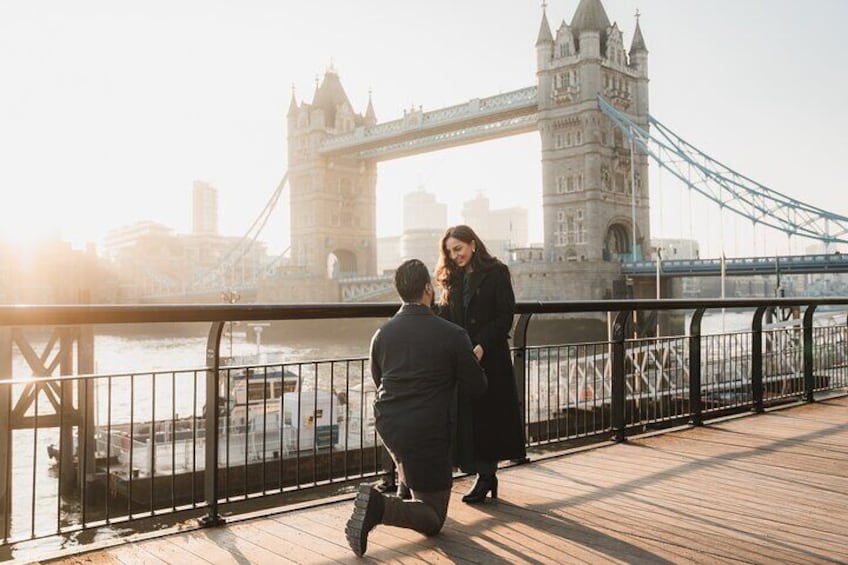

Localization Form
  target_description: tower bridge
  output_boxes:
[266,0,651,304]
[149,0,848,304]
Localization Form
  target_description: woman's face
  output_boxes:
[445,237,475,269]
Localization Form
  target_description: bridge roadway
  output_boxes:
[624,252,848,278]
[45,395,848,564]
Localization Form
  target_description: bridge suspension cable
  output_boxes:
[188,171,289,290]
[598,97,848,247]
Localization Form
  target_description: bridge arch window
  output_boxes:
[327,249,358,279]
[604,224,631,261]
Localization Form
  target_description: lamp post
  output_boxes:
[222,289,240,359]
[629,126,638,260]
[655,247,662,336]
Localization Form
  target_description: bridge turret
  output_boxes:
[535,7,554,70]
[571,0,609,60]
[286,68,378,283]
[629,14,649,116]
[571,0,608,104]
[629,15,648,73]
[287,86,298,120]
[536,8,554,111]
[533,0,650,272]
[364,91,377,127]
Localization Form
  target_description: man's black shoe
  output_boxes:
[345,484,384,557]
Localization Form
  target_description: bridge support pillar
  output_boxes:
[0,328,11,540]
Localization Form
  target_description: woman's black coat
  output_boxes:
[442,261,526,467]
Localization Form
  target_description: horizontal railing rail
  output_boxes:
[0,297,846,556]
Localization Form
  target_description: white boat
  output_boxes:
[48,364,350,479]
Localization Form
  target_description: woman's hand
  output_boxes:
[473,344,484,361]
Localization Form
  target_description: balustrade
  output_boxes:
[0,297,845,550]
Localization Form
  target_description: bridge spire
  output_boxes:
[287,84,298,117]
[629,9,648,54]
[364,89,377,126]
[536,4,553,46]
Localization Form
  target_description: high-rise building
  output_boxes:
[461,193,528,261]
[400,189,447,271]
[403,189,447,232]
[192,180,219,236]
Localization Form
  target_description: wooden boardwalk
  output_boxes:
[42,397,848,564]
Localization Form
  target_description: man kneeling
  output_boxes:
[345,259,487,556]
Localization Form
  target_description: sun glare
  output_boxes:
[1,209,67,254]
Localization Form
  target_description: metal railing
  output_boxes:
[0,297,846,554]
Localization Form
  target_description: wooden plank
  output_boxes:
[247,517,355,563]
[225,518,338,565]
[108,543,170,565]
[162,528,296,565]
[50,554,124,565]
[120,534,213,565]
[497,470,771,563]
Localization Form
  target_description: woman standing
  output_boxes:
[435,225,526,503]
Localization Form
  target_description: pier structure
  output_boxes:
[0,325,95,537]
[0,296,845,558]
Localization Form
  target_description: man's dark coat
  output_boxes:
[370,303,487,492]
[442,261,527,467]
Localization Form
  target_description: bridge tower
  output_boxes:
[535,0,650,262]
[287,68,378,279]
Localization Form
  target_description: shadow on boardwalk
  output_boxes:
[41,396,848,564]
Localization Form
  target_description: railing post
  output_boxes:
[751,306,767,413]
[77,326,96,515]
[512,313,532,463]
[688,308,706,426]
[0,327,11,542]
[58,328,76,492]
[803,305,817,403]
[200,321,226,527]
[611,310,631,442]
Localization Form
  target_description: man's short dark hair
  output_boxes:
[394,259,430,302]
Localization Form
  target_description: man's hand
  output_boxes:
[473,344,484,361]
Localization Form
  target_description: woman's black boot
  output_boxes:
[462,475,498,503]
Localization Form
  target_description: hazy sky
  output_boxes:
[2,0,846,258]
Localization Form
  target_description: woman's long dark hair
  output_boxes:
[435,224,500,302]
